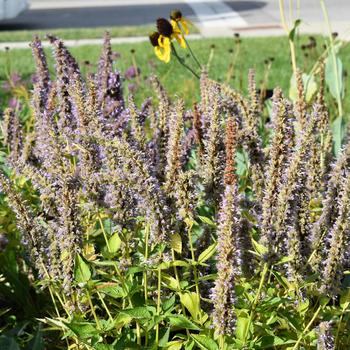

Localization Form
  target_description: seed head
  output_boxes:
[157,18,173,37]
[170,9,182,21]
[149,32,160,47]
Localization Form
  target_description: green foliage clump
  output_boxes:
[0,33,349,350]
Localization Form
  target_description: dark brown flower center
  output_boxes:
[149,32,160,47]
[156,18,173,37]
[170,9,182,21]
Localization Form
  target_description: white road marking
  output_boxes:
[183,0,247,36]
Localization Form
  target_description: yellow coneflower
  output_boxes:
[170,9,190,36]
[149,31,171,63]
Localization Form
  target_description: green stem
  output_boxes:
[187,224,201,302]
[243,263,269,345]
[335,298,350,348]
[291,305,322,350]
[219,334,225,350]
[86,289,101,330]
[144,224,150,304]
[155,256,162,346]
[171,248,190,337]
[98,212,111,252]
[143,224,150,346]
[279,0,297,76]
[178,23,201,69]
[97,291,113,321]
[171,43,200,79]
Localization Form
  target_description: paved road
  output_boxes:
[0,0,349,38]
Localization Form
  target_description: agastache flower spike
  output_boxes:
[212,115,241,335]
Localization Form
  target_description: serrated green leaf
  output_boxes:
[97,285,126,299]
[165,341,183,350]
[66,322,100,340]
[179,292,200,321]
[163,295,176,312]
[108,232,121,253]
[191,334,218,350]
[167,315,201,330]
[114,313,132,329]
[121,307,151,319]
[74,254,91,283]
[162,274,180,291]
[170,233,182,254]
[198,243,217,263]
[235,311,249,341]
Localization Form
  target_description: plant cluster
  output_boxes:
[0,31,350,350]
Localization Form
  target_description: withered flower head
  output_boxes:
[157,18,173,37]
[149,32,160,47]
[170,9,182,21]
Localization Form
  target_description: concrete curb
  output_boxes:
[0,34,203,50]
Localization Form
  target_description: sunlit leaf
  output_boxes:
[74,254,91,283]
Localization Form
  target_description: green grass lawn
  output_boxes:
[0,34,349,115]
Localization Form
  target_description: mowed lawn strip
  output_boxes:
[0,35,349,114]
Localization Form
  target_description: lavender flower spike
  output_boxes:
[212,115,241,335]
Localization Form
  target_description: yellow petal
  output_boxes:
[180,19,190,35]
[171,19,178,31]
[173,33,186,49]
[154,37,171,63]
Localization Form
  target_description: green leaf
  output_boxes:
[235,310,249,341]
[191,334,218,350]
[325,55,344,101]
[165,341,183,350]
[0,336,20,350]
[108,232,121,253]
[159,327,171,347]
[114,313,132,329]
[257,336,296,348]
[288,19,301,41]
[74,254,91,283]
[197,215,216,227]
[66,322,100,340]
[289,73,317,102]
[251,238,268,256]
[162,274,180,291]
[179,292,200,321]
[167,315,201,330]
[27,325,44,350]
[95,344,115,350]
[170,233,182,254]
[97,285,126,299]
[121,307,151,319]
[198,243,217,264]
[332,116,345,156]
[163,295,176,312]
[340,287,350,309]
[296,298,309,315]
